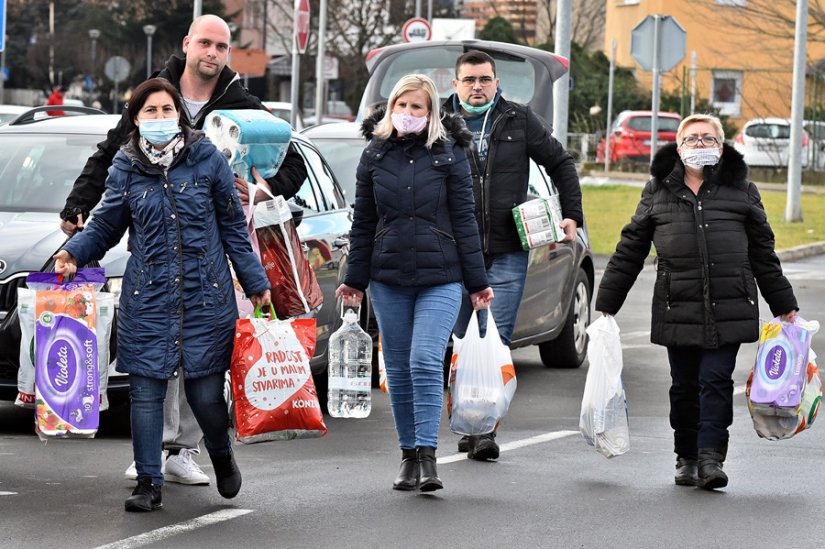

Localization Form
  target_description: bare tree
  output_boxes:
[535,0,605,49]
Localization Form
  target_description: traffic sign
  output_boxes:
[296,0,310,54]
[0,0,6,52]
[104,56,131,83]
[402,18,432,43]
[631,15,686,72]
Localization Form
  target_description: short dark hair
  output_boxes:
[455,50,496,78]
[125,78,190,143]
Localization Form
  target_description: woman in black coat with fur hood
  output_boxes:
[596,114,798,490]
[336,74,493,493]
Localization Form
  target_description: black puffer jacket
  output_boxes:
[343,110,488,294]
[596,143,797,348]
[443,95,583,254]
[61,55,307,221]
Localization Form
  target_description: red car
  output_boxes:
[596,110,682,164]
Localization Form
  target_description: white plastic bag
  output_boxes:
[580,314,630,458]
[448,310,516,436]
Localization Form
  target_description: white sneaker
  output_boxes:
[164,449,210,485]
[124,450,168,480]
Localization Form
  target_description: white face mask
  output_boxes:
[391,112,428,135]
[680,147,721,169]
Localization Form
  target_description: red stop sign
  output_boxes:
[296,0,311,54]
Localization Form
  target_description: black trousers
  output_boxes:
[666,343,741,459]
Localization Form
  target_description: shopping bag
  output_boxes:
[748,316,817,414]
[448,310,516,436]
[746,353,822,440]
[746,317,822,440]
[580,314,629,458]
[230,306,327,443]
[24,268,108,439]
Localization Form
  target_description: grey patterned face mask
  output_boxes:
[680,147,720,169]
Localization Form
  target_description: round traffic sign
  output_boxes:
[296,0,311,54]
[104,56,131,83]
[402,18,431,43]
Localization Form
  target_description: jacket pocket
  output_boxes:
[654,269,672,311]
[202,258,228,307]
[122,268,147,314]
[740,268,757,306]
[430,226,457,244]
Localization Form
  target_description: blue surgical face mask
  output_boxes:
[459,99,494,115]
[138,118,181,145]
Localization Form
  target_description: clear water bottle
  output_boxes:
[328,308,372,418]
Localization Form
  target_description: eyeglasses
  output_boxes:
[459,76,495,87]
[681,135,720,147]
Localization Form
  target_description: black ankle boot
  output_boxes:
[125,477,162,512]
[698,447,728,490]
[210,448,242,499]
[392,448,419,491]
[416,446,443,492]
[674,457,698,486]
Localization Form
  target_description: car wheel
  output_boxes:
[538,269,591,368]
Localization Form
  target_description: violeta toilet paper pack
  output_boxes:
[26,268,107,439]
[749,317,817,415]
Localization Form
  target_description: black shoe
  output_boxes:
[468,432,499,461]
[416,446,443,492]
[698,448,728,490]
[392,448,419,491]
[674,457,698,486]
[457,435,472,453]
[210,449,242,499]
[125,477,162,512]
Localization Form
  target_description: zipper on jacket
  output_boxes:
[479,109,511,254]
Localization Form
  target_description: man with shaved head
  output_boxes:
[59,14,307,486]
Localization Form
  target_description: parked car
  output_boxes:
[0,108,351,405]
[327,40,594,368]
[803,119,825,170]
[596,110,682,165]
[733,117,810,168]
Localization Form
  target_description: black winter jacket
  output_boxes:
[60,55,307,221]
[595,143,797,348]
[443,95,583,254]
[343,110,489,294]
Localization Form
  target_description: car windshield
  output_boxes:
[0,134,96,211]
[627,116,681,132]
[310,137,365,203]
[746,123,791,139]
[377,47,537,104]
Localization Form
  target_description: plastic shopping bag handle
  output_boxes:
[254,303,278,320]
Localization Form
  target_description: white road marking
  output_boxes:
[93,509,253,549]
[0,491,18,496]
[438,430,578,464]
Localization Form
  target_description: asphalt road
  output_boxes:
[1,255,824,548]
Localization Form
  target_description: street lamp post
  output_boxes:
[88,29,100,80]
[143,25,157,79]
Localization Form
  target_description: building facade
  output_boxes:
[604,0,825,127]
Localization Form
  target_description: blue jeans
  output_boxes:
[667,344,741,458]
[370,281,462,449]
[453,250,529,346]
[129,372,231,485]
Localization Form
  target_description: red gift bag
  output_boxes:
[230,308,327,443]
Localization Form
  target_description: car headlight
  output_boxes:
[106,276,123,305]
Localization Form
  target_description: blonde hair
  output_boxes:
[677,114,725,145]
[372,74,447,148]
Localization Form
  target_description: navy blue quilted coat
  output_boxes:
[63,129,269,379]
[344,110,488,294]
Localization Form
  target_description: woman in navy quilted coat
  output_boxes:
[336,74,494,493]
[54,79,270,511]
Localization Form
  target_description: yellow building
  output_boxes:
[604,0,825,128]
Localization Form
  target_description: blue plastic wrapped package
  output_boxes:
[203,109,292,184]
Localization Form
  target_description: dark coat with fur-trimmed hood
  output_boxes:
[343,109,489,294]
[595,143,797,348]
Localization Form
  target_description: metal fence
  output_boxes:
[565,132,601,164]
